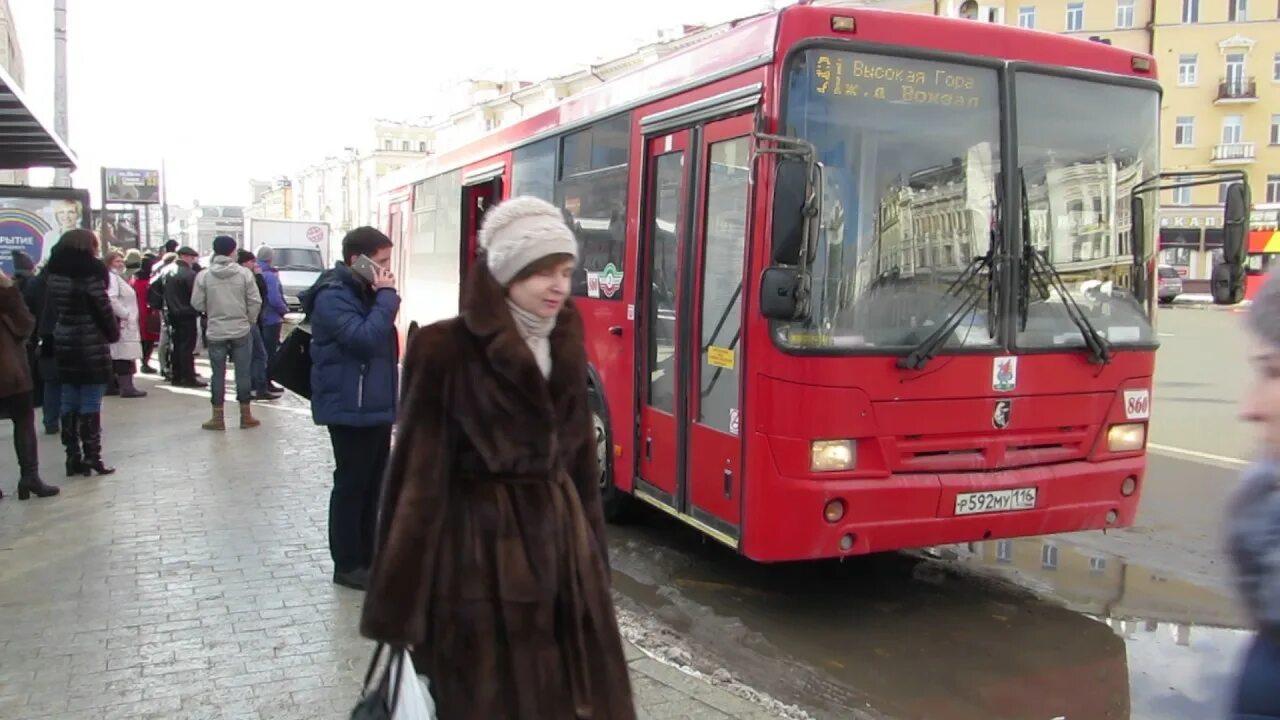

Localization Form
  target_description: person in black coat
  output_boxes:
[10,251,42,410]
[164,247,203,388]
[21,262,61,435]
[40,229,120,476]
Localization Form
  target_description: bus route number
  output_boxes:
[813,54,982,110]
[1123,389,1150,420]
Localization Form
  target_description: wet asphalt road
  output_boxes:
[608,305,1256,720]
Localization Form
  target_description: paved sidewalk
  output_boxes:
[0,370,775,719]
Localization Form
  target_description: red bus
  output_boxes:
[378,5,1171,562]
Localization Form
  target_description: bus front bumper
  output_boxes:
[742,455,1144,562]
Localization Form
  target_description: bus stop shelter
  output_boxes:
[0,64,76,171]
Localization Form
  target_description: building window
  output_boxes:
[1018,5,1036,27]
[1090,556,1107,574]
[1041,543,1059,569]
[1273,52,1279,82]
[1272,114,1280,145]
[418,141,427,153]
[1116,0,1135,27]
[1222,114,1244,144]
[1182,0,1199,21]
[1175,115,1195,146]
[1268,174,1280,204]
[1172,185,1193,205]
[1229,0,1247,20]
[383,139,392,151]
[401,140,410,151]
[1066,2,1085,30]
[1225,52,1247,93]
[1178,54,1198,85]
[996,541,1013,563]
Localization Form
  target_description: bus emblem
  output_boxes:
[993,356,1017,392]
[599,263,623,298]
[993,400,1012,429]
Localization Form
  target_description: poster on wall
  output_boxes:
[0,187,91,273]
[92,209,140,251]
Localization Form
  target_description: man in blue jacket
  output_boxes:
[254,246,289,377]
[300,227,400,591]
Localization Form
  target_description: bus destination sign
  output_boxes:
[812,53,983,110]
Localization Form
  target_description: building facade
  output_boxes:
[0,0,27,186]
[858,0,1279,289]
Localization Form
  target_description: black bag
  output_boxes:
[269,325,312,399]
[351,644,404,720]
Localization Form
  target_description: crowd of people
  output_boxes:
[0,230,293,502]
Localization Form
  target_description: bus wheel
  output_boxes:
[590,386,632,523]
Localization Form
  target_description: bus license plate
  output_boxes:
[954,488,1038,516]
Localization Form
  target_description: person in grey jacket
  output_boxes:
[191,235,262,431]
[1229,267,1280,719]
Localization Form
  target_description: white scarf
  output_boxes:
[506,300,556,378]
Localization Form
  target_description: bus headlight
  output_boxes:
[811,440,856,472]
[1107,423,1146,452]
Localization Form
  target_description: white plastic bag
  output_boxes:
[391,648,436,720]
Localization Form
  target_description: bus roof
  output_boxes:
[379,4,1155,197]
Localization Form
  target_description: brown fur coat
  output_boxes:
[361,262,635,719]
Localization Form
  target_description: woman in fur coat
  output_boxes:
[360,196,635,719]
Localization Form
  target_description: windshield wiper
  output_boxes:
[1018,170,1111,365]
[896,247,995,371]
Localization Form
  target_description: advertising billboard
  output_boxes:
[92,209,141,251]
[102,168,161,204]
[0,186,91,272]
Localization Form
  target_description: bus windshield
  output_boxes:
[778,49,1003,351]
[777,51,1160,355]
[1013,71,1159,350]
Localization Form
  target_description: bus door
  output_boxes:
[462,163,505,275]
[637,113,753,546]
[637,130,691,510]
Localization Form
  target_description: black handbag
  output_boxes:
[268,324,312,399]
[351,643,405,720]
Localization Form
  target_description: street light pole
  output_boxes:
[53,0,70,188]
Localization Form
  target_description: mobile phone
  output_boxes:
[351,254,379,285]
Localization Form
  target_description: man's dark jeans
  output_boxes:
[326,424,392,573]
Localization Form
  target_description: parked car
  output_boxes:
[1157,264,1183,305]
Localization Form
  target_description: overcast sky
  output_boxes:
[9,0,779,207]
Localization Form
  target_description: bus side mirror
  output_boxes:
[771,159,809,265]
[760,267,810,320]
[1223,182,1248,265]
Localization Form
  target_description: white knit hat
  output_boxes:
[479,196,579,286]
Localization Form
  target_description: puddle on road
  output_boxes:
[610,521,1254,720]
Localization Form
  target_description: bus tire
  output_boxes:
[589,384,632,523]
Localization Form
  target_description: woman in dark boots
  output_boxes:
[106,251,146,398]
[41,229,120,476]
[0,268,59,499]
[361,197,634,720]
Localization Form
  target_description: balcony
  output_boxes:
[1212,142,1256,164]
[1216,77,1258,103]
